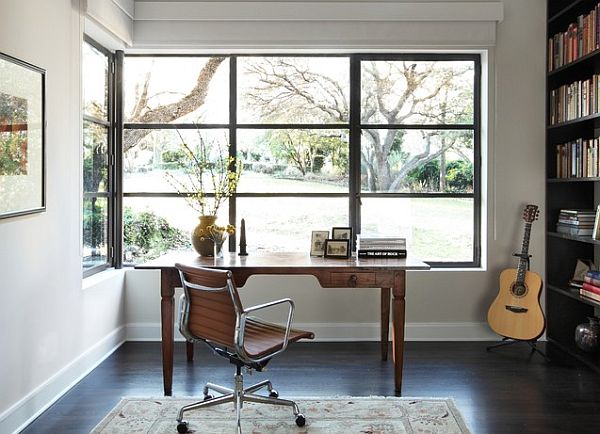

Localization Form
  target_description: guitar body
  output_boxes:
[487,268,545,341]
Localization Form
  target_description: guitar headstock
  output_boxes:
[522,204,539,223]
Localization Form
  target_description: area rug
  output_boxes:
[91,396,471,433]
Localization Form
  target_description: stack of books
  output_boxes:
[581,270,600,302]
[556,209,596,236]
[357,237,406,258]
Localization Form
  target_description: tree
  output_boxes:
[241,58,474,192]
[123,57,226,153]
[262,129,347,176]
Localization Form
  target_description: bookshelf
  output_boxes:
[547,0,600,371]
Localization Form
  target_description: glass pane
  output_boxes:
[83,197,108,269]
[361,129,474,193]
[83,42,108,120]
[237,197,348,253]
[238,57,350,124]
[123,129,230,198]
[124,57,229,124]
[361,60,474,125]
[123,197,230,264]
[238,129,349,193]
[83,121,108,193]
[361,197,474,262]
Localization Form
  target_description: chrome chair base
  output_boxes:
[176,373,306,434]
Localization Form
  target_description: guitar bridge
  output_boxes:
[505,305,528,313]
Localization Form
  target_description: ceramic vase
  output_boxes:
[191,215,216,256]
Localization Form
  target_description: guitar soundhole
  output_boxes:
[512,283,527,297]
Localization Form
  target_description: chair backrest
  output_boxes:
[175,263,244,348]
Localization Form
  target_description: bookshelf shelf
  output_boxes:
[547,177,600,182]
[548,231,600,245]
[548,284,600,308]
[547,48,600,79]
[546,0,600,371]
[548,0,590,23]
[547,112,600,130]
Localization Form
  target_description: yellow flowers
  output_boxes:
[165,129,242,216]
[199,224,236,243]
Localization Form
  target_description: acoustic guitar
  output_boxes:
[487,204,545,341]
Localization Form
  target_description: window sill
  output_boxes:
[82,268,125,291]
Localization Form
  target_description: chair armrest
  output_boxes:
[236,298,295,363]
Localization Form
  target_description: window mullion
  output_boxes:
[113,50,124,268]
[229,55,237,252]
[349,55,361,249]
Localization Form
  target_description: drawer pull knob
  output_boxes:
[349,274,358,287]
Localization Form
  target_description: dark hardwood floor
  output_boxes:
[21,341,600,433]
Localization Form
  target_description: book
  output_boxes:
[582,281,600,295]
[594,205,600,240]
[586,270,600,279]
[569,279,584,288]
[357,250,407,258]
[584,275,600,286]
[580,287,600,302]
[556,223,594,235]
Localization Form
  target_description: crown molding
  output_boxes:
[134,1,504,22]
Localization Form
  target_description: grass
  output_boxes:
[124,172,474,263]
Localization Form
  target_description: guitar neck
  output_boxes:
[516,222,532,285]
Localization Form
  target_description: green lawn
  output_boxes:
[124,171,474,263]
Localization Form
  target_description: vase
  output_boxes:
[214,238,226,258]
[191,215,216,256]
[575,317,600,353]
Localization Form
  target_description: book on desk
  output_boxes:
[357,237,407,258]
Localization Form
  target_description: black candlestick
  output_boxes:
[238,218,248,256]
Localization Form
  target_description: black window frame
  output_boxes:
[82,36,117,277]
[118,53,481,268]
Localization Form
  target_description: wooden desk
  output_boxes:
[136,251,429,396]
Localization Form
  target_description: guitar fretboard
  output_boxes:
[516,222,532,285]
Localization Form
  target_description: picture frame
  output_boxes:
[324,239,350,259]
[0,52,46,219]
[310,230,329,256]
[332,226,352,241]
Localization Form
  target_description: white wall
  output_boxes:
[0,1,126,433]
[0,0,546,431]
[125,0,546,341]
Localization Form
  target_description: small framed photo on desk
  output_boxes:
[310,230,329,256]
[332,227,352,240]
[324,239,350,258]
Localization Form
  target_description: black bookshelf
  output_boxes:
[547,0,600,372]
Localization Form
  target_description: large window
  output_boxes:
[122,54,480,266]
[82,38,114,275]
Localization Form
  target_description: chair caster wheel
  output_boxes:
[177,421,189,433]
[203,394,213,401]
[269,389,279,398]
[295,414,306,427]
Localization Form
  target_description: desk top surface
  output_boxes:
[136,251,430,271]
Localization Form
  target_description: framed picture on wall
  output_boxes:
[0,52,45,219]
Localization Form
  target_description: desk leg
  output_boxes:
[186,342,194,362]
[161,271,175,396]
[391,271,406,394]
[381,287,391,361]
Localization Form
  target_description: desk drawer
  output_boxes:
[329,272,376,288]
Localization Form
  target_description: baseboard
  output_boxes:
[126,321,500,342]
[0,326,126,434]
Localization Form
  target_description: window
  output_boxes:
[82,38,114,276]
[122,54,480,266]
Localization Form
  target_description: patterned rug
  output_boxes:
[91,396,471,433]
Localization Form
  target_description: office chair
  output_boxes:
[174,263,315,434]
